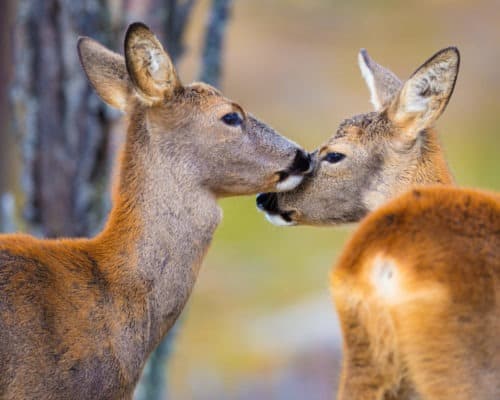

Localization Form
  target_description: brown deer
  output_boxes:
[0,23,311,399]
[256,47,459,225]
[332,186,499,399]
[255,48,500,399]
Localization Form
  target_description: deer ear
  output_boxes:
[78,37,131,111]
[388,47,460,141]
[358,49,402,111]
[124,22,181,104]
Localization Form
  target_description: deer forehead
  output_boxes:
[333,112,393,143]
[148,84,239,123]
[181,83,245,116]
[337,112,377,132]
[185,82,223,98]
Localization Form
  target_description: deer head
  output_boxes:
[78,23,312,199]
[257,47,459,226]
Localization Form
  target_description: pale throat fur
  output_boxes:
[99,104,222,350]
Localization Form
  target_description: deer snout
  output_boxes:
[289,149,312,174]
[256,192,278,212]
[256,192,297,226]
[276,149,312,191]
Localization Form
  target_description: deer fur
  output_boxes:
[332,186,500,399]
[256,48,500,399]
[257,47,459,226]
[0,22,310,399]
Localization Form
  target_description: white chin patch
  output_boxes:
[265,213,296,227]
[276,175,303,192]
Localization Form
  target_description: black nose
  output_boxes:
[256,192,279,212]
[289,149,311,174]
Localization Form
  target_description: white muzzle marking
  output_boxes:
[276,175,303,192]
[264,213,296,227]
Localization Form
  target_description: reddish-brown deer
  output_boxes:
[0,23,311,399]
[332,186,499,399]
[255,48,500,399]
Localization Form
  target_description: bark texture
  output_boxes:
[199,0,232,86]
[12,0,116,237]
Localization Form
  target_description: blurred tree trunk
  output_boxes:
[11,0,232,398]
[12,0,116,237]
[199,0,232,87]
[0,0,15,233]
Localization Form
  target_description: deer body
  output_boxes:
[254,48,500,399]
[0,129,219,398]
[0,23,311,399]
[332,186,500,399]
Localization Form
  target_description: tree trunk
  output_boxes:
[12,0,116,238]
[0,0,15,233]
[199,0,232,87]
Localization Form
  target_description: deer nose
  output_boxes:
[288,149,312,174]
[256,192,279,212]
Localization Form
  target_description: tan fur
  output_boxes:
[332,186,500,399]
[0,23,308,399]
[77,37,131,111]
[124,22,181,103]
[256,48,488,399]
[259,48,459,226]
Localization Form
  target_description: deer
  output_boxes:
[0,22,312,399]
[331,185,499,399]
[254,48,498,398]
[256,47,459,226]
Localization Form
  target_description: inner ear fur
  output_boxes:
[358,49,403,111]
[388,47,460,139]
[124,22,181,103]
[77,37,131,111]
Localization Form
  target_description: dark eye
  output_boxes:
[221,112,243,126]
[324,152,346,164]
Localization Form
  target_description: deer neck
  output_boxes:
[411,129,455,187]
[393,129,455,194]
[97,111,221,356]
[364,129,454,212]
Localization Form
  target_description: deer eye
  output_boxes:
[221,112,243,127]
[324,152,346,164]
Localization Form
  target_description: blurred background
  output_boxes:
[1,0,499,399]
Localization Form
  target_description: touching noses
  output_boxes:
[275,149,312,191]
[289,149,312,175]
